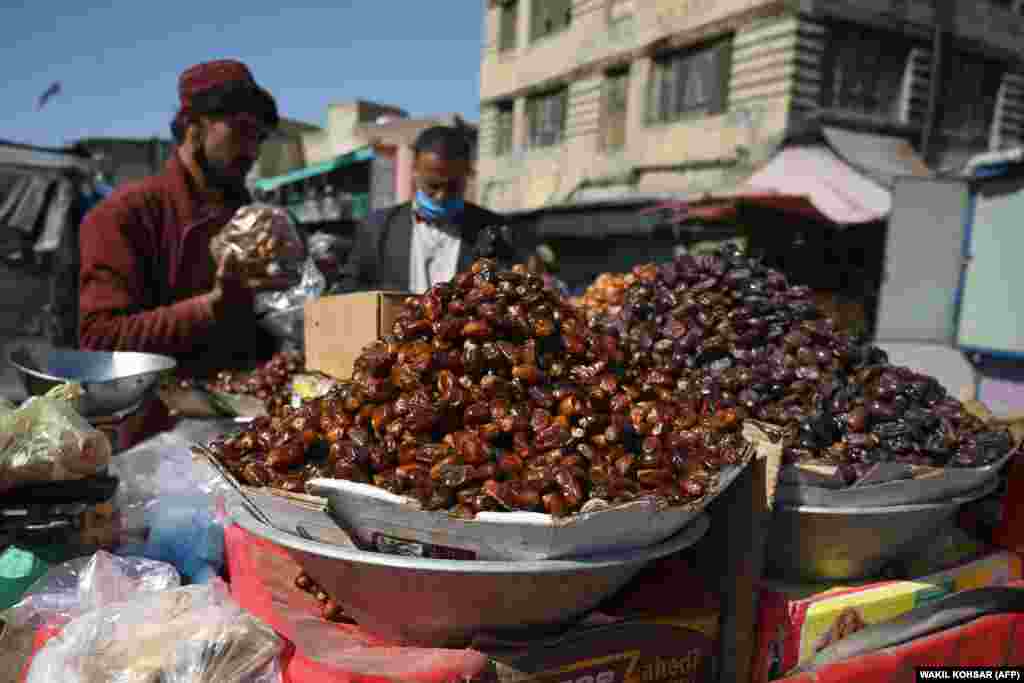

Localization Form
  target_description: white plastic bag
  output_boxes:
[5,551,180,630]
[255,257,326,315]
[25,582,282,683]
[0,384,112,493]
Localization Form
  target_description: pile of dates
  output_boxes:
[207,351,304,414]
[579,245,1014,475]
[210,260,749,517]
[571,271,633,323]
[295,571,350,623]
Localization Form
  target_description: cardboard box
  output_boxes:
[481,556,720,683]
[304,291,409,380]
[753,549,1024,682]
[773,587,1024,682]
[483,616,718,683]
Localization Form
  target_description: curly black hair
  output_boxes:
[413,125,473,162]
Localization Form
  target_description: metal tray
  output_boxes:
[307,457,748,561]
[773,447,1016,508]
[745,420,1018,508]
[230,500,710,647]
[765,478,1000,582]
[199,438,751,560]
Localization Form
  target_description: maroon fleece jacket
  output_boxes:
[78,152,268,373]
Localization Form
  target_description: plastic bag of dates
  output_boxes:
[210,203,306,280]
[208,259,752,559]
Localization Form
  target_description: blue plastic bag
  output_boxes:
[119,495,224,585]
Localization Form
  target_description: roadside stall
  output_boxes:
[2,188,1024,682]
[0,140,103,350]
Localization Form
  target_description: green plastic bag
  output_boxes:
[0,546,49,612]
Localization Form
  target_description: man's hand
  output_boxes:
[207,250,298,320]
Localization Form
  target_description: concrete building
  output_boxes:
[477,0,1024,211]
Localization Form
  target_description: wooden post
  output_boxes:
[690,453,770,683]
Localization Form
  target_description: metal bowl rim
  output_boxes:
[229,501,709,574]
[776,478,999,515]
[8,348,177,386]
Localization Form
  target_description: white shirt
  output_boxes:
[408,216,461,295]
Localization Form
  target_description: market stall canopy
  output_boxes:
[741,145,893,224]
[1,140,97,254]
[652,190,831,225]
[253,146,374,193]
[666,123,934,226]
[503,195,669,239]
[819,126,932,188]
[0,140,95,173]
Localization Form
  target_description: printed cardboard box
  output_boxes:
[479,553,722,683]
[752,550,1024,682]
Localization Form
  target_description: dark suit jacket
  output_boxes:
[338,201,521,292]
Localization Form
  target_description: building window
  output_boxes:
[531,0,571,42]
[648,39,732,124]
[494,101,515,156]
[941,52,1004,143]
[602,69,629,150]
[527,88,568,148]
[822,24,912,122]
[498,1,518,52]
[609,0,634,23]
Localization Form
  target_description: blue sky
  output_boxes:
[2,1,485,148]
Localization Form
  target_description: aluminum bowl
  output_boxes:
[230,501,710,647]
[8,345,176,419]
[765,479,999,582]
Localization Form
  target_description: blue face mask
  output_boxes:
[415,190,464,222]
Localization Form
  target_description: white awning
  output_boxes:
[743,145,891,224]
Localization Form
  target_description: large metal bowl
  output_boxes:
[230,501,710,647]
[8,345,176,419]
[765,479,999,582]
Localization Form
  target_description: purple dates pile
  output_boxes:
[581,245,1013,477]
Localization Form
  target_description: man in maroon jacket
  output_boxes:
[78,59,289,376]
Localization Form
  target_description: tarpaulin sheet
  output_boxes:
[223,524,489,683]
[0,173,54,236]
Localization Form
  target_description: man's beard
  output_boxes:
[195,138,251,201]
